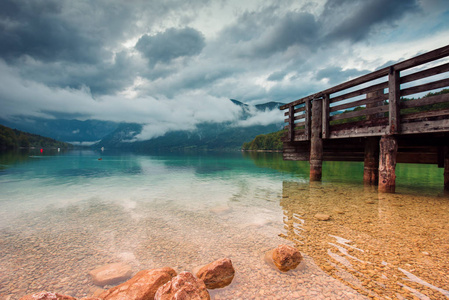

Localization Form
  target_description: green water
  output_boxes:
[0,150,447,299]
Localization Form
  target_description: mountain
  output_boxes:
[1,99,285,151]
[0,118,119,145]
[96,100,285,151]
[0,124,72,150]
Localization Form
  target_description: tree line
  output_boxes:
[0,124,72,150]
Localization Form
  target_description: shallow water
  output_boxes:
[0,150,448,299]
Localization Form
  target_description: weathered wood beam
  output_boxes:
[330,81,388,104]
[394,44,449,72]
[280,95,314,110]
[400,93,449,109]
[400,62,449,84]
[284,105,306,117]
[329,125,388,139]
[401,119,449,134]
[330,94,387,112]
[329,105,389,122]
[401,77,449,97]
[401,108,449,121]
[379,135,398,193]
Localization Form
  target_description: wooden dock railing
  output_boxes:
[280,44,449,192]
[280,44,449,141]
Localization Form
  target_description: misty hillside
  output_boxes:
[0,118,118,145]
[96,100,285,151]
[0,124,72,149]
[0,99,285,151]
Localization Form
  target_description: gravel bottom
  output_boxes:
[1,181,448,300]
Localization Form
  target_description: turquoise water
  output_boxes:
[0,150,448,299]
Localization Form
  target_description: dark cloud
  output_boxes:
[315,66,369,85]
[255,11,319,56]
[323,0,420,41]
[135,27,205,66]
[14,50,140,96]
[267,71,287,82]
[0,0,105,63]
[222,8,319,58]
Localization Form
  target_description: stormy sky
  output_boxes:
[1,0,448,140]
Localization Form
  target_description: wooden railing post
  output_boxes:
[288,105,295,142]
[310,98,323,181]
[305,100,311,140]
[322,94,330,139]
[388,66,400,134]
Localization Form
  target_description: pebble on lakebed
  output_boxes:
[314,213,331,221]
[265,244,303,272]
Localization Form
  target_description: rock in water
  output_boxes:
[272,244,303,272]
[196,258,235,289]
[314,213,331,221]
[155,271,210,300]
[100,267,177,300]
[88,262,133,286]
[19,291,76,300]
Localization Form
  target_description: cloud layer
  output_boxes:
[1,0,448,139]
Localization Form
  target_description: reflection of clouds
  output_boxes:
[280,180,449,299]
[327,249,353,268]
[399,268,449,298]
[328,241,365,264]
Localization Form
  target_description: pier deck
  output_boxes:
[280,45,449,192]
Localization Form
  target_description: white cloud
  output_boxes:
[235,107,285,128]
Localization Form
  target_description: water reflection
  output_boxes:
[280,181,449,299]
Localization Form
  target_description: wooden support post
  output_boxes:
[364,137,379,186]
[378,135,398,193]
[310,98,323,181]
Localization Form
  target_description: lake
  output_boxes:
[0,149,448,299]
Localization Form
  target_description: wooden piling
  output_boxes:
[378,135,398,193]
[364,137,379,185]
[310,98,323,181]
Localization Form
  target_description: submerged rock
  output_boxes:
[314,213,331,221]
[155,271,210,300]
[100,267,177,300]
[19,291,76,300]
[271,244,303,272]
[196,258,235,289]
[88,262,133,286]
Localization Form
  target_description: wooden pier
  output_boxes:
[280,45,449,193]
